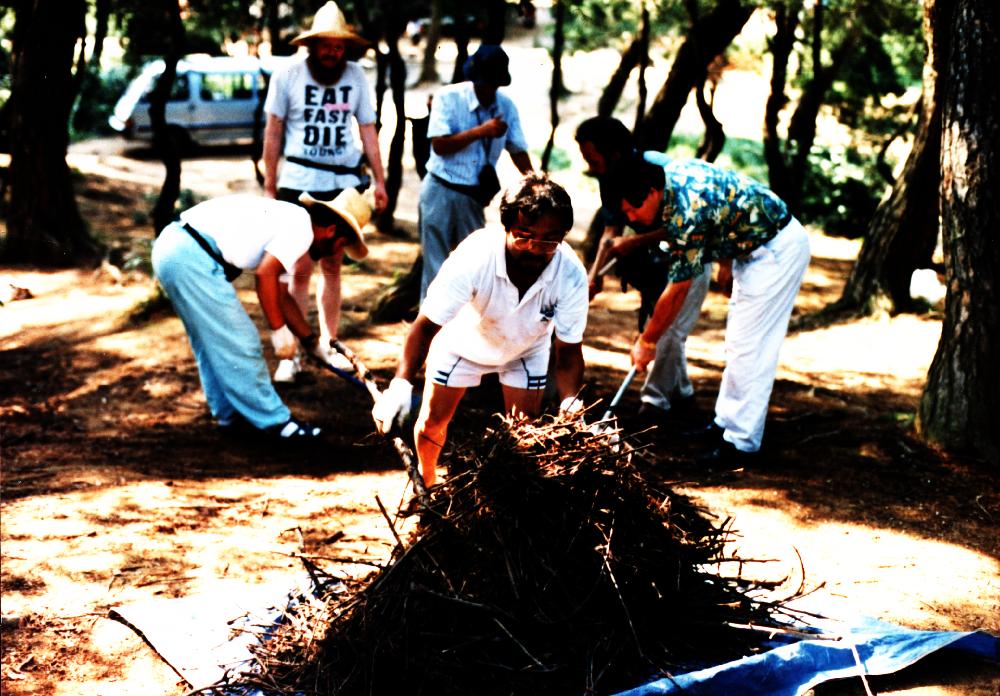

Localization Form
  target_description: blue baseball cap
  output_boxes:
[463,44,511,86]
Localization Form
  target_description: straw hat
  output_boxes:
[299,189,371,260]
[290,2,369,49]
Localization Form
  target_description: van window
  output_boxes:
[199,72,260,102]
[139,73,190,103]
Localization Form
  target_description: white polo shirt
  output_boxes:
[421,225,589,366]
[180,195,312,273]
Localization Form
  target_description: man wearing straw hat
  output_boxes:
[152,189,371,442]
[263,1,387,383]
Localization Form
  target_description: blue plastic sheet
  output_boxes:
[613,617,999,696]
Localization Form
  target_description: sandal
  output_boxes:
[273,418,322,440]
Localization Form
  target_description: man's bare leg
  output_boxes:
[414,383,465,486]
[316,253,344,341]
[501,385,544,418]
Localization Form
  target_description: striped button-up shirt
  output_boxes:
[425,82,529,186]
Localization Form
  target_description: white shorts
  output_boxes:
[426,344,550,390]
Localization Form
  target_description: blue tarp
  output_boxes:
[614,617,999,696]
[113,588,998,696]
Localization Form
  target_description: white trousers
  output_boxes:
[715,220,810,452]
[640,264,712,410]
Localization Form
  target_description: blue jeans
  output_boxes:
[152,223,290,430]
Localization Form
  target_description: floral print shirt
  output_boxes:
[660,159,790,283]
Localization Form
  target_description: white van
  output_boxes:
[109,55,291,146]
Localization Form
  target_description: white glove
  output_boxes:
[559,396,585,417]
[372,378,413,435]
[270,326,297,360]
[312,337,356,373]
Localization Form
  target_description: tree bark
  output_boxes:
[540,0,565,171]
[71,0,110,134]
[597,37,644,119]
[633,2,651,130]
[370,255,422,324]
[375,13,407,232]
[831,0,948,316]
[918,0,1000,465]
[450,14,471,84]
[2,0,98,266]
[482,0,508,45]
[780,27,859,213]
[148,0,186,235]
[694,66,724,162]
[636,0,752,152]
[763,1,801,199]
[416,0,443,85]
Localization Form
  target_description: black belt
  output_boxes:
[182,223,242,282]
[431,173,480,199]
[286,155,363,176]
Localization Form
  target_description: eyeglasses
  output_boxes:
[507,229,562,252]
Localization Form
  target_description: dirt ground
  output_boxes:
[2,30,998,696]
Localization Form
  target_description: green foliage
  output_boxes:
[774,0,923,236]
[799,144,885,238]
[562,0,690,53]
[664,133,769,184]
[70,66,133,140]
[537,145,574,172]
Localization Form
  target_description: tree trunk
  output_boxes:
[780,28,859,213]
[695,71,724,162]
[636,0,752,152]
[831,0,948,316]
[763,1,801,198]
[596,36,644,118]
[265,0,290,55]
[71,0,110,134]
[148,0,186,235]
[451,14,471,84]
[375,14,407,232]
[370,255,422,324]
[918,0,1000,465]
[482,0,508,45]
[540,0,565,171]
[633,2,651,130]
[2,0,98,266]
[416,0,443,85]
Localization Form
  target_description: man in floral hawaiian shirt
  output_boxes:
[610,157,811,464]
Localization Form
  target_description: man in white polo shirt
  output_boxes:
[372,174,588,486]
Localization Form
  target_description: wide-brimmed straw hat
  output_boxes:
[299,189,371,260]
[291,1,369,49]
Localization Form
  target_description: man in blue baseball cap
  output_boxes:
[417,44,534,301]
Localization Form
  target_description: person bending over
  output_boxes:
[373,174,588,486]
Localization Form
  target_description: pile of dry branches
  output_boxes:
[245,414,798,695]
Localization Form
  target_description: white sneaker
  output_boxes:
[273,356,301,383]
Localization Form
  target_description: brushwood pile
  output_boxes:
[252,414,793,695]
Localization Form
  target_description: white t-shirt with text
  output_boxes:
[264,58,376,191]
